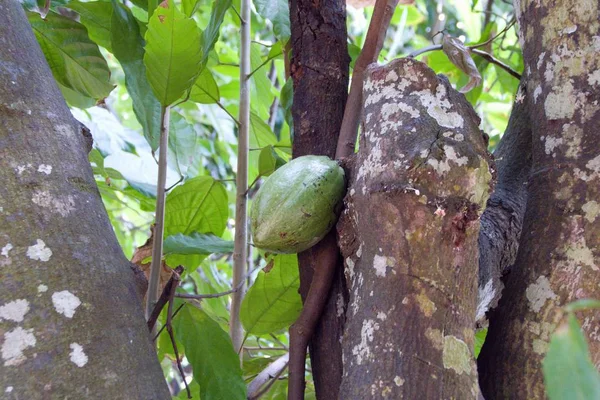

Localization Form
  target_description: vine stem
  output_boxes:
[145,105,170,324]
[229,0,251,359]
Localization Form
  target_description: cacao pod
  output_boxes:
[250,155,346,253]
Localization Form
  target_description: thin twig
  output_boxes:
[247,353,290,399]
[175,265,262,300]
[471,49,521,79]
[406,45,521,79]
[230,0,251,361]
[152,303,185,342]
[147,265,184,332]
[166,285,191,399]
[145,106,171,325]
[469,18,515,50]
[247,52,283,80]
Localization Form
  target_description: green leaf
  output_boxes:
[174,303,247,400]
[474,328,487,358]
[27,11,113,100]
[201,0,232,66]
[543,314,600,400]
[144,0,203,105]
[190,68,220,104]
[250,44,274,115]
[182,0,202,17]
[241,254,303,334]
[168,111,204,177]
[57,81,96,109]
[280,77,293,130]
[67,1,113,51]
[164,232,234,255]
[111,1,162,150]
[258,145,286,177]
[254,0,290,40]
[250,112,278,148]
[565,299,600,313]
[164,176,228,236]
[164,176,228,269]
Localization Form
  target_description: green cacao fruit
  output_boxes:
[250,155,346,254]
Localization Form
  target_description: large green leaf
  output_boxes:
[254,0,290,40]
[182,0,202,17]
[164,232,234,255]
[27,11,113,100]
[543,314,600,400]
[67,1,113,51]
[174,303,247,400]
[241,254,303,334]
[164,176,228,236]
[164,176,228,269]
[201,0,232,65]
[190,68,220,104]
[111,1,162,150]
[144,0,203,105]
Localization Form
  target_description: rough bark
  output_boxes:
[479,0,600,397]
[337,58,492,399]
[476,91,531,323]
[289,0,349,398]
[0,2,170,399]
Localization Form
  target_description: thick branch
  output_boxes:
[335,0,399,159]
[288,233,339,400]
[476,92,531,323]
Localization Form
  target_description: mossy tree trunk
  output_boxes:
[479,0,600,397]
[337,59,493,399]
[0,2,170,398]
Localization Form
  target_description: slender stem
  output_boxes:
[230,0,251,359]
[335,0,400,159]
[145,106,170,322]
[247,353,290,399]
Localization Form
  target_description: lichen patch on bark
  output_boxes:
[442,335,472,375]
[1,327,36,366]
[26,239,52,262]
[525,276,558,312]
[51,291,81,318]
[0,299,29,323]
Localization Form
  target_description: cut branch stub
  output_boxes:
[337,58,493,399]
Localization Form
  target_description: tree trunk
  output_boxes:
[337,58,492,399]
[0,2,170,398]
[479,0,600,397]
[477,92,531,323]
[289,0,349,398]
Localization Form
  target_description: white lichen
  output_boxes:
[52,291,81,318]
[582,200,599,223]
[26,239,52,262]
[476,279,496,321]
[37,164,52,175]
[31,190,75,217]
[415,85,464,128]
[588,70,600,85]
[2,327,36,366]
[525,276,558,312]
[37,284,48,293]
[352,319,379,365]
[69,343,88,367]
[1,243,13,257]
[373,254,388,277]
[0,299,30,323]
